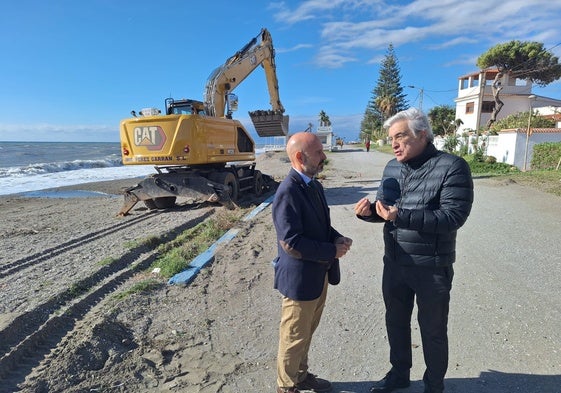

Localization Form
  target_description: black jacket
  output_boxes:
[360,143,474,267]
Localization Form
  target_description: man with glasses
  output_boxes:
[355,108,473,393]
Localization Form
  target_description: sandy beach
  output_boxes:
[1,147,560,393]
[0,150,294,392]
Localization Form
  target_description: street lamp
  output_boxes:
[523,94,537,171]
[408,85,424,111]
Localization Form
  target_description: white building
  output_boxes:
[316,125,337,151]
[455,68,561,133]
[454,68,561,170]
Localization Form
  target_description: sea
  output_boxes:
[0,141,269,197]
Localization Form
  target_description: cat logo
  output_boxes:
[133,126,166,151]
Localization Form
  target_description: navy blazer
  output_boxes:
[272,168,342,301]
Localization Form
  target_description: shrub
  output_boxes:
[458,143,469,156]
[443,134,460,153]
[469,160,518,174]
[489,110,555,133]
[473,147,485,163]
[463,154,518,174]
[531,142,561,170]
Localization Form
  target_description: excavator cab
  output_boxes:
[165,98,206,115]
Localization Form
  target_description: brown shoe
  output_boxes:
[295,373,332,392]
[277,388,300,393]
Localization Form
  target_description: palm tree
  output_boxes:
[318,110,331,127]
[373,95,396,139]
[376,95,397,119]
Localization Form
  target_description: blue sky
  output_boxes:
[1,0,561,144]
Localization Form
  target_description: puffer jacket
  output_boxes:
[361,143,474,267]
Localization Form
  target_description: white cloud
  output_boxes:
[443,54,480,68]
[271,0,561,69]
[270,0,363,25]
[314,46,358,68]
[276,43,314,54]
[427,37,479,51]
[366,54,385,65]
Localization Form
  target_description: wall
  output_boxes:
[486,129,561,170]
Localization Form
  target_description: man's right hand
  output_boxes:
[335,243,350,258]
[354,197,372,217]
[334,236,352,258]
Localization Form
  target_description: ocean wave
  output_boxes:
[0,165,156,196]
[0,157,123,178]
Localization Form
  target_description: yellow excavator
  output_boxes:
[118,28,288,216]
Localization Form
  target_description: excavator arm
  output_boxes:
[203,28,288,137]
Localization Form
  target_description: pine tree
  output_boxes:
[361,44,407,141]
[477,40,561,128]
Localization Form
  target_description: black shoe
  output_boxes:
[295,373,332,392]
[422,371,443,393]
[370,371,410,393]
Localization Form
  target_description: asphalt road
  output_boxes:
[293,148,561,393]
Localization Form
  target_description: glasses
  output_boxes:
[388,130,413,144]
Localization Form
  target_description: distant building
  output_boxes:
[316,125,338,151]
[453,68,561,170]
[454,68,561,134]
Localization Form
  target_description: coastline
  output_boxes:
[0,145,275,197]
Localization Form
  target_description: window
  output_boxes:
[465,102,474,114]
[237,128,253,152]
[171,105,193,115]
[481,101,494,113]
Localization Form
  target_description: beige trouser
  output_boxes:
[277,276,328,388]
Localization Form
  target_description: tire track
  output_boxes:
[0,209,213,391]
[0,212,154,279]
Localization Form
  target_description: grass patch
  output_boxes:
[113,278,161,300]
[493,170,561,197]
[68,282,89,297]
[151,209,247,278]
[124,235,162,250]
[98,257,117,266]
[463,154,561,196]
[374,144,394,155]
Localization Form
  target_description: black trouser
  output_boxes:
[382,263,454,392]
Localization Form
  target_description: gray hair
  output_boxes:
[383,107,434,143]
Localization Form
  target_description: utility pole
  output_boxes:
[523,94,537,171]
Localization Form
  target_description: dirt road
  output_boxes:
[1,148,560,393]
[297,150,561,393]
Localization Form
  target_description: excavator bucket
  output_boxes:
[249,110,289,137]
